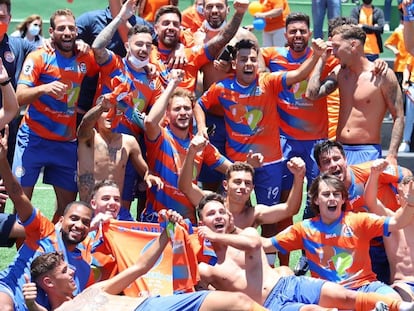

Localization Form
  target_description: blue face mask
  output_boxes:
[196,5,204,14]
[28,24,40,37]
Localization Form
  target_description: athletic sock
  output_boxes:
[355,292,401,311]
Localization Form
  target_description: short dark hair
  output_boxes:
[327,16,357,37]
[50,9,76,29]
[331,24,366,44]
[128,24,152,39]
[63,200,93,215]
[232,39,258,59]
[285,12,310,29]
[308,174,348,215]
[30,252,64,284]
[0,0,11,15]
[196,193,225,220]
[313,140,346,166]
[154,5,182,24]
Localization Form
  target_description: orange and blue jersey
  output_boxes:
[143,127,226,224]
[198,73,283,163]
[261,46,339,140]
[346,161,404,213]
[271,211,391,290]
[149,44,213,92]
[98,51,163,136]
[18,48,99,141]
[0,209,93,311]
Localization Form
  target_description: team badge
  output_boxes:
[79,62,87,74]
[3,51,15,63]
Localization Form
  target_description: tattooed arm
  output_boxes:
[205,0,248,58]
[382,68,404,165]
[305,58,339,100]
[92,0,136,64]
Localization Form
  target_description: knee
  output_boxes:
[231,292,260,311]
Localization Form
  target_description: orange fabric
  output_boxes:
[355,292,400,311]
[181,5,205,33]
[260,0,290,32]
[327,89,340,140]
[360,7,380,54]
[102,220,200,296]
[106,77,133,129]
[141,0,170,22]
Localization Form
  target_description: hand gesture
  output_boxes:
[119,0,137,21]
[189,135,208,153]
[43,81,67,99]
[197,225,216,241]
[74,39,91,54]
[370,158,389,176]
[246,150,263,168]
[159,209,184,224]
[287,157,306,178]
[22,274,38,307]
[97,95,113,111]
[168,69,185,87]
[144,173,164,191]
[167,43,188,69]
[311,38,328,57]
[233,0,249,14]
[0,179,9,204]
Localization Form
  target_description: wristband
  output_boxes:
[0,77,11,86]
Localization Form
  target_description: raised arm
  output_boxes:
[198,225,261,252]
[144,69,184,140]
[77,96,111,142]
[93,0,136,64]
[0,126,34,222]
[382,68,404,165]
[178,135,208,206]
[0,59,18,129]
[254,157,305,225]
[364,159,393,217]
[305,49,339,100]
[205,0,248,58]
[387,179,414,232]
[98,210,182,295]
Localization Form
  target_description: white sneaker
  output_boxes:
[384,23,390,32]
[399,142,410,152]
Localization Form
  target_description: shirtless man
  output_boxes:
[178,134,304,233]
[306,24,404,166]
[365,159,414,301]
[22,211,267,311]
[196,193,414,311]
[77,94,162,203]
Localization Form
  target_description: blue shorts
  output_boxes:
[263,275,325,311]
[254,161,283,205]
[0,213,16,247]
[356,281,398,296]
[12,128,78,192]
[135,291,209,311]
[198,114,225,184]
[342,144,381,165]
[369,241,390,285]
[280,137,322,192]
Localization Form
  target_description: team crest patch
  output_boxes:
[78,62,87,74]
[3,51,15,63]
[22,59,34,76]
[14,166,25,178]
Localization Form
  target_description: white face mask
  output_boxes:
[28,24,40,37]
[128,54,149,69]
[202,20,226,32]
